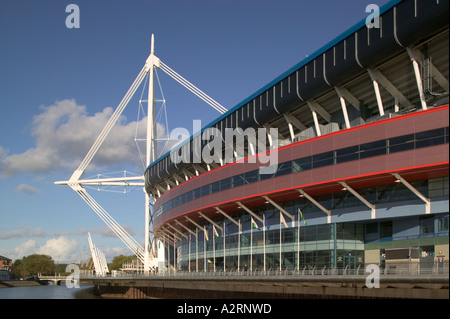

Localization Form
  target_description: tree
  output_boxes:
[13,254,55,277]
[54,263,69,275]
[109,255,135,271]
[12,258,23,278]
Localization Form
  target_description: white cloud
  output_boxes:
[9,237,79,263]
[0,99,156,178]
[0,226,31,239]
[77,225,136,238]
[1,225,136,240]
[12,239,39,258]
[37,236,79,263]
[4,232,141,263]
[15,183,40,195]
[0,226,48,240]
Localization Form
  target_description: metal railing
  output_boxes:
[86,263,448,281]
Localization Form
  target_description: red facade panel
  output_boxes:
[154,106,449,228]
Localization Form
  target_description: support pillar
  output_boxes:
[392,173,430,214]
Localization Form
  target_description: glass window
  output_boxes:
[438,216,449,232]
[359,140,386,159]
[366,222,378,234]
[336,145,359,163]
[312,151,334,168]
[259,170,272,181]
[292,156,312,172]
[380,221,392,239]
[232,174,245,187]
[211,181,220,193]
[221,178,231,191]
[315,225,331,241]
[428,177,449,197]
[420,215,434,234]
[194,187,201,200]
[275,161,292,177]
[415,128,446,149]
[388,134,415,153]
[201,184,211,197]
[244,170,258,184]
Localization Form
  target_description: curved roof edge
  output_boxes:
[146,0,403,172]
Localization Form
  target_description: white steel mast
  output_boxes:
[55,34,226,274]
[144,34,158,273]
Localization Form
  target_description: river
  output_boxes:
[0,283,101,299]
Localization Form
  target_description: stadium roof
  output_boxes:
[145,0,449,195]
[147,0,404,170]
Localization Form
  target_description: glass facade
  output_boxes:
[169,222,365,272]
[159,177,449,272]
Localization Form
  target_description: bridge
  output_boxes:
[37,275,70,285]
[37,272,94,285]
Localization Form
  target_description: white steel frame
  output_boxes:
[55,34,227,272]
[88,232,109,276]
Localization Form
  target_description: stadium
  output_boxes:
[145,0,449,274]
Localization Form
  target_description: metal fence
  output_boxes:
[95,262,448,281]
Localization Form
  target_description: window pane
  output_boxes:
[380,221,392,239]
[420,215,435,234]
[366,222,378,234]
[438,216,449,232]
[221,178,231,191]
[232,175,244,187]
[201,184,211,196]
[244,170,258,184]
[389,134,415,153]
[293,156,312,172]
[359,140,386,159]
[259,171,272,181]
[415,128,445,149]
[313,151,334,168]
[211,181,220,193]
[336,145,359,163]
[194,188,201,199]
[313,151,334,161]
[275,161,292,177]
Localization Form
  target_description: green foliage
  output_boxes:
[54,263,69,275]
[13,254,55,277]
[109,255,135,271]
[12,253,138,277]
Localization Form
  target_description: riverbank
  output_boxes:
[0,280,43,288]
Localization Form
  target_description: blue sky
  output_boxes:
[0,0,390,263]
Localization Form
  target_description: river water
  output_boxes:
[0,283,100,299]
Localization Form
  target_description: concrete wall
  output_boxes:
[92,276,449,299]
